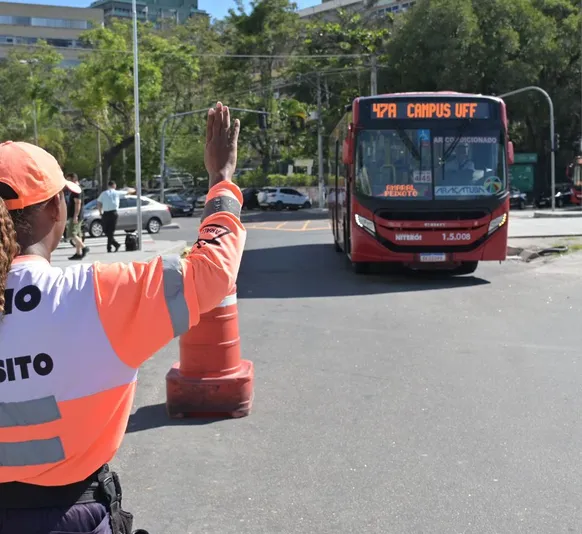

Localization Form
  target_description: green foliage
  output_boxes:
[266,173,316,186]
[0,0,577,187]
[70,19,200,182]
[234,168,267,187]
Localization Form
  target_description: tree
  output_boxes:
[221,0,302,172]
[386,0,581,190]
[71,19,200,185]
[288,11,392,167]
[0,44,66,157]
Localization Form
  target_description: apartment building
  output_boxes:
[297,0,414,21]
[0,1,104,66]
[90,0,208,26]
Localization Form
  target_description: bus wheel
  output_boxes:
[454,261,478,275]
[352,261,370,274]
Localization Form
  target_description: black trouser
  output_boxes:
[0,465,140,534]
[102,211,119,252]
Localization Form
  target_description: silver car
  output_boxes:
[83,195,173,238]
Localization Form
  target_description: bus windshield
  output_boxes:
[355,127,506,201]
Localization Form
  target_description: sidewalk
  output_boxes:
[53,233,186,268]
[507,235,582,262]
[533,208,582,218]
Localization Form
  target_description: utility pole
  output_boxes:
[370,55,378,96]
[131,0,143,249]
[500,86,556,210]
[96,130,103,191]
[317,72,325,209]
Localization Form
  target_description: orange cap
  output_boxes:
[0,141,81,210]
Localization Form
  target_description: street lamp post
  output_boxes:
[19,59,38,145]
[499,86,556,211]
[131,0,143,250]
[159,107,269,203]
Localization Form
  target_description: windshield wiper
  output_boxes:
[440,119,474,164]
[395,127,421,161]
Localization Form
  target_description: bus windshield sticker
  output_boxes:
[417,129,430,144]
[371,101,491,120]
[435,185,490,196]
[434,136,497,144]
[412,170,432,184]
[484,176,503,193]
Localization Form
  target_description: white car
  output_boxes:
[257,187,312,211]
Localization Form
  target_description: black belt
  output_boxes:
[0,464,116,509]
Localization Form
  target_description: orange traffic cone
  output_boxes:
[165,286,254,419]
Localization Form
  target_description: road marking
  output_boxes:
[244,221,332,232]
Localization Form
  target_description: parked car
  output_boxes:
[509,187,527,210]
[534,183,573,209]
[147,192,194,217]
[242,187,260,210]
[257,187,311,210]
[83,195,172,238]
[196,194,207,208]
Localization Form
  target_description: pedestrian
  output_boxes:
[0,102,243,533]
[65,172,90,260]
[97,181,135,253]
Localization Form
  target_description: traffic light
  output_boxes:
[258,111,268,130]
[554,133,560,151]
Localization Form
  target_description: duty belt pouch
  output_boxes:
[98,468,134,534]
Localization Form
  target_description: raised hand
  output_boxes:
[204,102,241,188]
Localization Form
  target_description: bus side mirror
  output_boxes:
[507,141,514,166]
[342,139,354,165]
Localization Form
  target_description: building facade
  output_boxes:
[90,0,208,26]
[297,0,414,21]
[0,1,104,66]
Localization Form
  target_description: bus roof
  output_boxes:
[353,91,504,105]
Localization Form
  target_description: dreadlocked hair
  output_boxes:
[0,198,19,316]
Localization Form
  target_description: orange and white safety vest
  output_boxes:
[0,181,245,486]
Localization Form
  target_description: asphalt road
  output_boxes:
[118,210,582,534]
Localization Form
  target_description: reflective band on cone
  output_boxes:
[165,285,254,419]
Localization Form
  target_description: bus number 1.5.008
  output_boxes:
[442,232,471,241]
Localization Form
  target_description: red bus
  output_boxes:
[568,156,582,205]
[328,92,514,275]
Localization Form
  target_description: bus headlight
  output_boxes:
[488,213,507,235]
[355,214,375,235]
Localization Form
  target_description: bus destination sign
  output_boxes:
[371,101,491,120]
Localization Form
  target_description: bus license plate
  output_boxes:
[419,253,447,263]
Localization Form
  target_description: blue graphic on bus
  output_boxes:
[417,129,430,143]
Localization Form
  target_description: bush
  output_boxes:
[234,168,267,188]
[266,173,317,187]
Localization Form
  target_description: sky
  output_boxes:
[15,0,317,22]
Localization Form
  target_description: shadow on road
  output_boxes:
[126,403,233,433]
[237,243,489,299]
[241,209,328,224]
